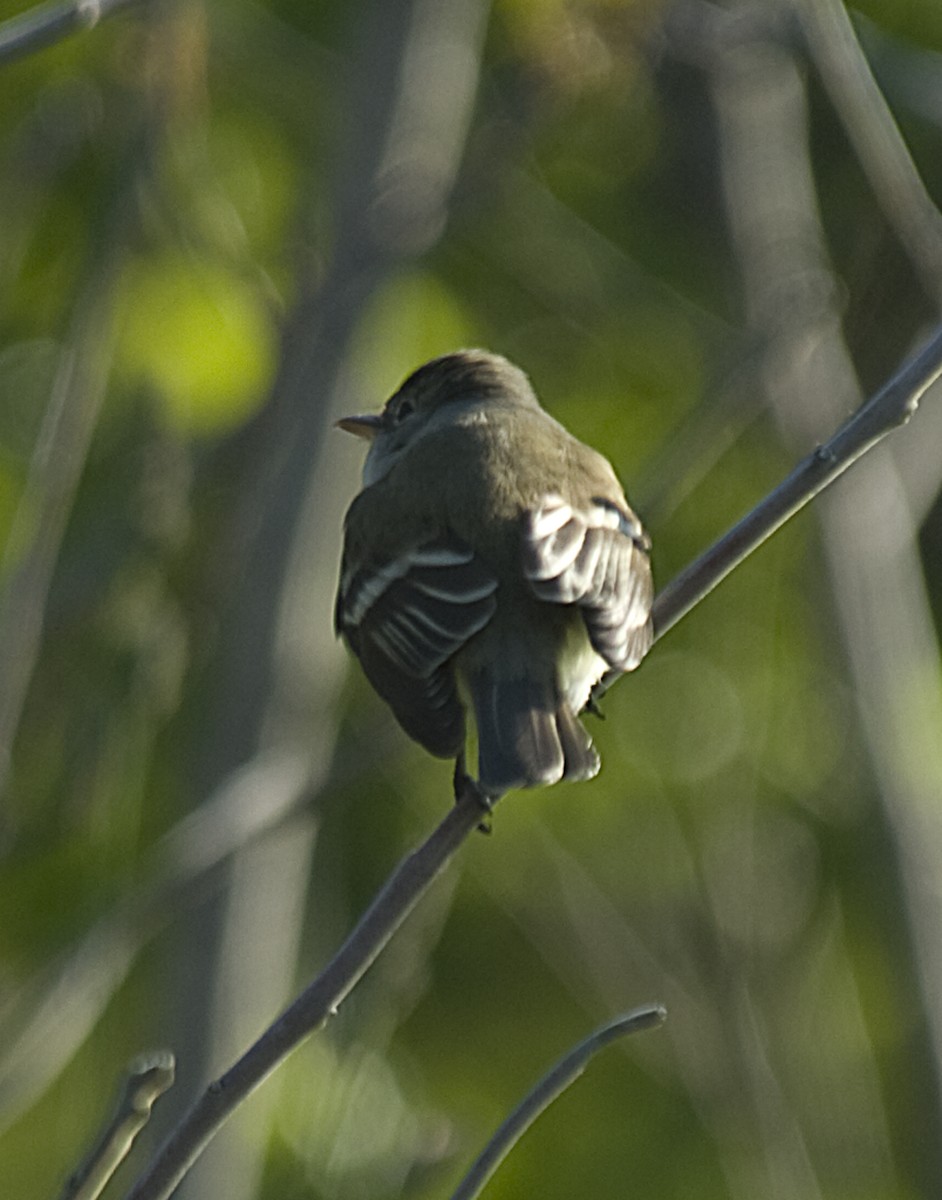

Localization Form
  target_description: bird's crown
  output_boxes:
[384,349,539,423]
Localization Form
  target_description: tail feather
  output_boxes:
[468,670,600,796]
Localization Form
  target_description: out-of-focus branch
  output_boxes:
[792,0,942,303]
[122,314,942,1199]
[107,12,941,1192]
[0,337,113,800]
[0,0,140,67]
[710,0,942,1163]
[0,99,146,799]
[1,0,494,1165]
[171,1,494,1196]
[124,789,487,1200]
[649,324,942,641]
[0,719,402,1138]
[59,1054,175,1200]
[191,0,493,833]
[0,749,313,1137]
[449,1007,666,1200]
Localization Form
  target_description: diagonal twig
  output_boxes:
[0,0,142,67]
[791,0,942,302]
[124,790,486,1200]
[449,1006,667,1200]
[60,1053,175,1200]
[123,324,942,1200]
[650,323,942,641]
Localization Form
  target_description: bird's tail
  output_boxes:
[466,668,600,797]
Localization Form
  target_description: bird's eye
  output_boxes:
[394,399,414,423]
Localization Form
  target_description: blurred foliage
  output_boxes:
[1,1,942,1199]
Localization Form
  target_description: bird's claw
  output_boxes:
[453,754,494,834]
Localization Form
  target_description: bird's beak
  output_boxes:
[335,413,384,440]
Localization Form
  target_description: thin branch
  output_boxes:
[791,0,942,302]
[123,323,942,1200]
[650,323,942,641]
[449,1006,667,1200]
[0,0,141,67]
[0,146,141,797]
[124,789,486,1200]
[0,738,399,1135]
[60,1053,175,1200]
[158,2,494,1195]
[712,4,942,1148]
[0,752,313,1136]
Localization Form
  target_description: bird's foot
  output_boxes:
[585,693,606,719]
[453,754,494,834]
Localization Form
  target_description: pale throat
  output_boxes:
[361,398,492,488]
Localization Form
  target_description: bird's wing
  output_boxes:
[521,493,653,671]
[336,538,498,757]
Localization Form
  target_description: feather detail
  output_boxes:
[336,536,498,758]
[467,666,600,795]
[521,493,653,673]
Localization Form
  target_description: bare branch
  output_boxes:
[792,0,942,301]
[711,4,942,1132]
[0,753,315,1137]
[0,195,133,795]
[122,318,942,1197]
[650,323,942,641]
[449,1007,667,1200]
[124,790,486,1200]
[60,1053,175,1200]
[0,0,141,67]
[0,0,168,797]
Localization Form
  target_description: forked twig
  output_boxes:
[60,1053,175,1200]
[125,792,485,1200]
[123,327,942,1200]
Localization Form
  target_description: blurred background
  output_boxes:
[2,0,942,1197]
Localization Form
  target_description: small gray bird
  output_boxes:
[335,349,653,798]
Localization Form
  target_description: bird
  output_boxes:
[334,349,653,801]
